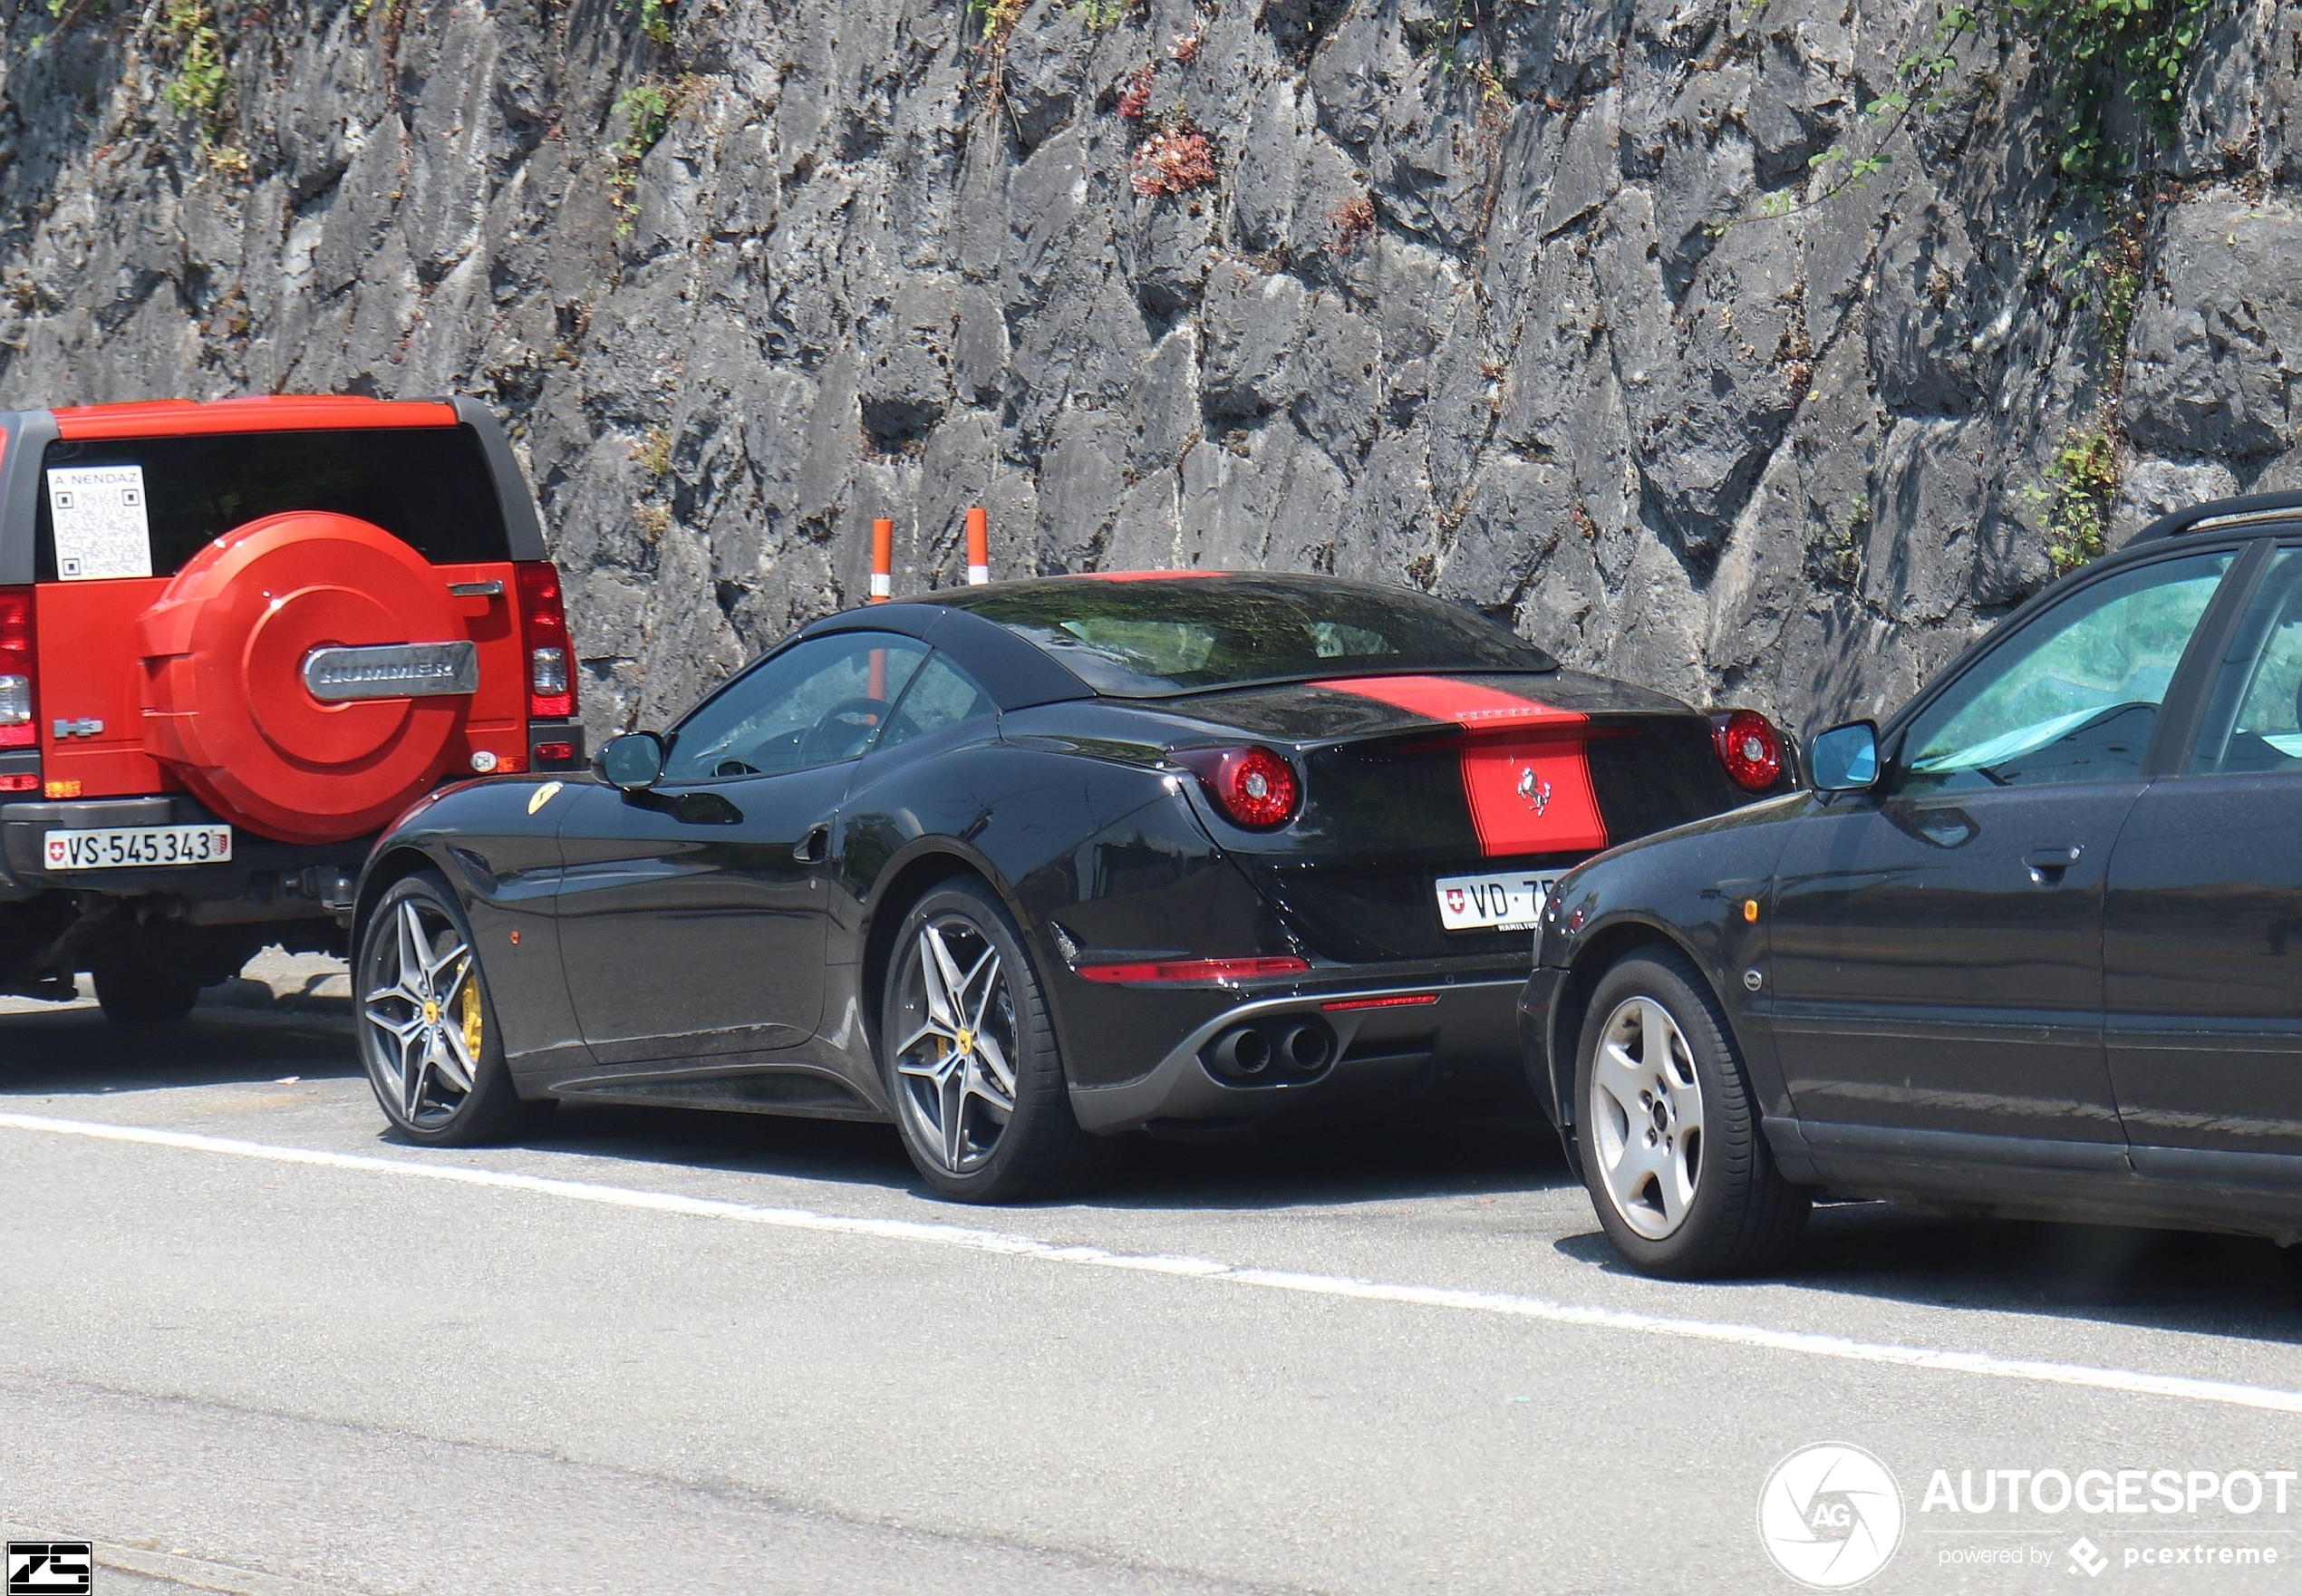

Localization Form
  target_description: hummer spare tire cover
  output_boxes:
[139,512,470,846]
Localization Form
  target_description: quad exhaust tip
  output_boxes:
[1204,1016,1337,1086]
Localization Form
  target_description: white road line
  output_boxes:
[8,1108,2301,1417]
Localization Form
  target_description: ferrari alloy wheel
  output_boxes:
[1573,950,1809,1278]
[1587,993,1704,1242]
[358,873,523,1146]
[894,915,1017,1175]
[881,878,1107,1202]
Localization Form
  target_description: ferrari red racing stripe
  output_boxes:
[1318,675,1608,856]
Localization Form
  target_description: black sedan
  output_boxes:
[1522,491,2302,1274]
[352,572,1794,1201]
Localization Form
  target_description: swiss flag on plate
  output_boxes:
[46,838,65,866]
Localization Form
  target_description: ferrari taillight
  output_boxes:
[516,562,576,721]
[1175,745,1301,830]
[1711,709,1784,792]
[0,587,36,750]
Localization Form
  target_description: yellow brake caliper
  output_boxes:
[459,974,485,1060]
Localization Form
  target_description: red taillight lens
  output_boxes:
[0,587,36,750]
[533,740,576,765]
[1712,709,1783,792]
[1174,745,1301,829]
[1075,956,1310,986]
[516,562,577,721]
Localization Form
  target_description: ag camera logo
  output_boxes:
[1758,1443,1905,1589]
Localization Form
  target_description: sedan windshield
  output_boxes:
[958,576,1557,696]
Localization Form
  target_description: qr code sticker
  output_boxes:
[46,465,153,581]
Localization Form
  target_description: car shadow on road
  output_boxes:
[1093,1115,1576,1212]
[1552,1204,2302,1347]
[514,1101,1581,1212]
[0,988,358,1097]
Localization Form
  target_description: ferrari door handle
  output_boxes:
[792,824,830,864]
[2024,844,2083,879]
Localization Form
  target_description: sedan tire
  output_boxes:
[880,877,1107,1203]
[357,872,526,1146]
[1574,948,1809,1278]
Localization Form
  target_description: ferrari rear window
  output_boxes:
[959,577,1557,696]
[34,427,510,580]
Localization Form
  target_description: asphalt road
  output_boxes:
[6,956,2302,1595]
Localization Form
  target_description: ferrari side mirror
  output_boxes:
[1808,721,1881,793]
[597,730,666,792]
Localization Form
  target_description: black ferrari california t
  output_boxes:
[1522,491,2302,1275]
[353,572,1795,1200]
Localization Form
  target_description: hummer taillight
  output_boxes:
[516,562,576,721]
[0,586,36,750]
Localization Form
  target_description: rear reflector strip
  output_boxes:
[0,775,35,793]
[1075,956,1310,985]
[532,741,576,765]
[1320,993,1439,1012]
[1316,675,1608,856]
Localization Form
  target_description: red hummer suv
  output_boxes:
[0,395,582,1020]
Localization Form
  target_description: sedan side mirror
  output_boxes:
[1808,721,1881,793]
[597,730,666,792]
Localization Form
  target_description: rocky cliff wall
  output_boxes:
[4,0,2299,738]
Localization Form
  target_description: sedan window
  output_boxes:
[1896,550,2232,793]
[664,634,927,781]
[2190,548,2302,774]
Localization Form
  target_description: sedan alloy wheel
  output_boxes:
[1586,994,1705,1240]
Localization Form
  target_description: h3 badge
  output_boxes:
[6,1543,92,1596]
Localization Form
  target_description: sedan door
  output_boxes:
[556,632,928,1065]
[1766,547,2239,1163]
[2104,541,2302,1177]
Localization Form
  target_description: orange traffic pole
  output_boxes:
[869,517,894,604]
[966,506,990,585]
[867,517,894,695]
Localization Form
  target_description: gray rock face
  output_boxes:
[3,1,2298,740]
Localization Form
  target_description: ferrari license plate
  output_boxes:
[44,825,234,871]
[1436,870,1559,933]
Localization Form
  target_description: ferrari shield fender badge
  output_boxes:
[1518,766,1552,815]
[527,780,565,816]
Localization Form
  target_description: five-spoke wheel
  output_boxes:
[880,878,1106,1202]
[1573,950,1809,1278]
[357,873,522,1145]
[1586,994,1705,1241]
[891,914,1020,1175]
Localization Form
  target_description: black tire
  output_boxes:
[1573,948,1810,1279]
[355,871,525,1146]
[90,943,202,1025]
[878,876,1108,1203]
